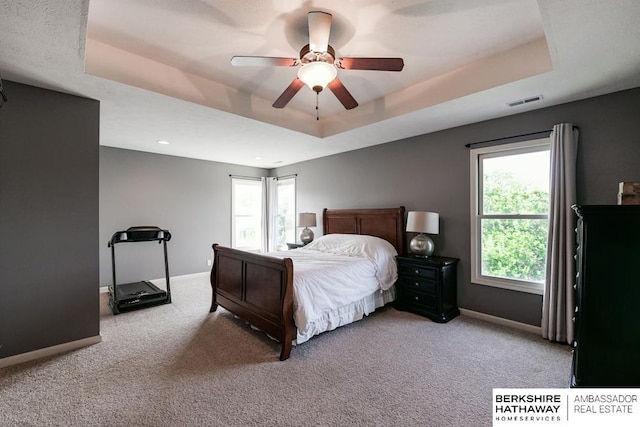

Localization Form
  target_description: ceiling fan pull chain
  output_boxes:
[316,92,319,121]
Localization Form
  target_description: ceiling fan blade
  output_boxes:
[308,11,332,53]
[231,56,298,67]
[327,78,358,110]
[272,78,305,108]
[337,57,404,72]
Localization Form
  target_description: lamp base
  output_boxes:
[409,233,434,257]
[300,227,314,245]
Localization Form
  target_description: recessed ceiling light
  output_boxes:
[157,140,170,145]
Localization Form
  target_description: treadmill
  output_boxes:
[108,226,172,314]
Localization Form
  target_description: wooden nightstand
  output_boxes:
[395,255,459,323]
[286,243,305,249]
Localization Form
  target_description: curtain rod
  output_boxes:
[229,174,262,180]
[275,173,297,180]
[229,173,298,180]
[465,126,579,149]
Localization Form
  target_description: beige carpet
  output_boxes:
[0,273,571,426]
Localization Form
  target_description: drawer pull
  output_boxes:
[414,296,419,301]
[414,269,420,275]
[414,282,420,287]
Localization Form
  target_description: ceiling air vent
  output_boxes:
[507,95,543,107]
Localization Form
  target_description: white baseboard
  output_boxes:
[174,271,210,280]
[99,271,210,293]
[0,335,102,369]
[459,308,542,335]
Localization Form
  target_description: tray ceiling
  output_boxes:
[1,1,639,167]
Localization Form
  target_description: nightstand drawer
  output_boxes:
[395,255,459,323]
[398,277,436,294]
[398,264,437,280]
[402,289,436,309]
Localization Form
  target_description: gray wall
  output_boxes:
[273,87,640,326]
[99,87,640,326]
[99,147,267,286]
[0,81,100,359]
[7,77,634,362]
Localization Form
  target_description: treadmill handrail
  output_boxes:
[108,226,171,246]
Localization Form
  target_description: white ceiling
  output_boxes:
[1,0,639,168]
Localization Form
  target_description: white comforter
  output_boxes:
[269,234,398,344]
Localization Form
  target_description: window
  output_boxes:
[231,176,296,252]
[470,138,550,294]
[231,177,263,252]
[272,177,296,251]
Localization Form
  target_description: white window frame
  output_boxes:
[231,177,264,252]
[231,175,297,253]
[273,176,296,251]
[470,138,549,295]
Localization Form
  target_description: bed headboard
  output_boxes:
[322,206,406,255]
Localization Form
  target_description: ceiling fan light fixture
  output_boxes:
[297,62,337,93]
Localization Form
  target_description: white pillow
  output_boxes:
[304,234,398,289]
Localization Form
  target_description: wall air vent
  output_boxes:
[507,95,543,108]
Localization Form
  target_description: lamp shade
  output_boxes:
[297,62,337,92]
[298,212,317,227]
[406,211,439,234]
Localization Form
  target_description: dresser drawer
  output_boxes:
[401,289,437,310]
[398,263,437,280]
[398,277,436,294]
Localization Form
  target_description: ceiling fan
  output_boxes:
[231,11,404,112]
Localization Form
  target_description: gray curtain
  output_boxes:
[542,123,579,344]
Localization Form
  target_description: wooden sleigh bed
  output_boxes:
[209,207,405,360]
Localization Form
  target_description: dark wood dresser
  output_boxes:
[395,255,459,322]
[571,205,640,387]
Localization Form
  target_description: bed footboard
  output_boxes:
[209,244,295,360]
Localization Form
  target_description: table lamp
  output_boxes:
[406,211,439,257]
[298,212,317,244]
